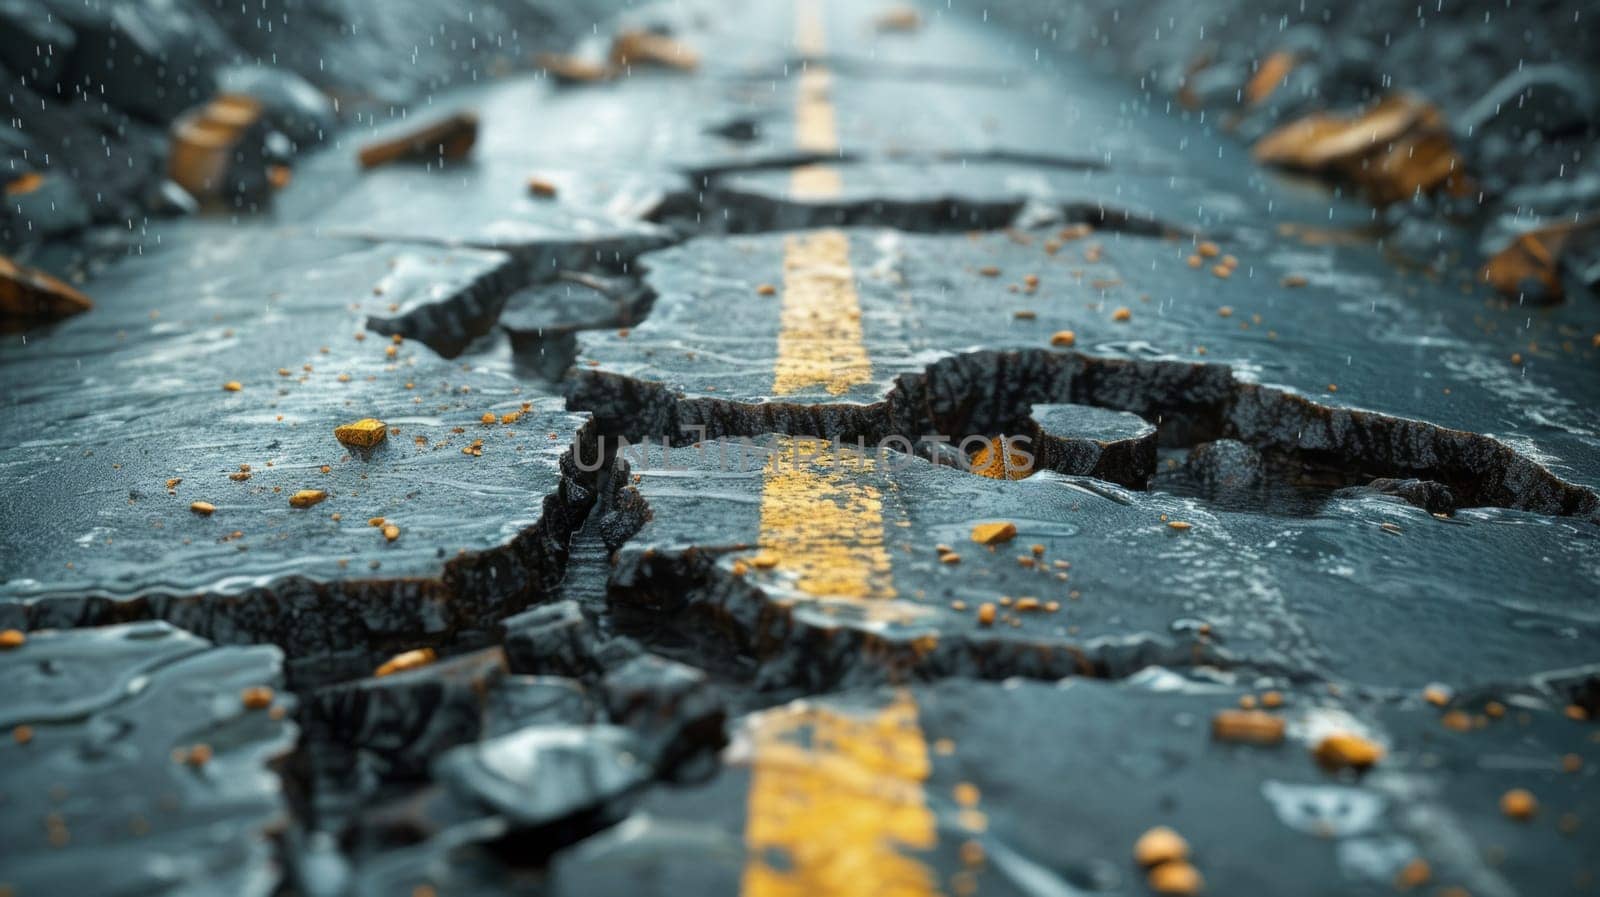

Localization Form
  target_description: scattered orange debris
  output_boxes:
[334,418,387,448]
[4,172,43,196]
[874,5,922,32]
[527,177,558,198]
[1133,827,1189,867]
[288,489,328,509]
[1254,93,1470,205]
[1481,220,1598,301]
[1245,51,1297,105]
[0,629,25,650]
[241,686,275,710]
[167,94,265,202]
[1050,330,1076,347]
[609,30,699,72]
[970,437,1033,480]
[1148,861,1204,896]
[1500,788,1538,821]
[383,523,401,542]
[223,381,243,392]
[1312,732,1384,771]
[1395,858,1431,890]
[375,647,436,677]
[357,111,479,169]
[971,521,1018,545]
[190,501,216,516]
[756,283,777,296]
[1210,709,1285,745]
[536,53,612,85]
[1111,307,1132,322]
[1,255,93,326]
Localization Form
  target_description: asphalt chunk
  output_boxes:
[0,622,295,897]
[0,232,593,682]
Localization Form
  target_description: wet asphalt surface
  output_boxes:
[2,1,1599,895]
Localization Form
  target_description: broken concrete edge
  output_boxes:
[599,529,1248,695]
[0,417,606,688]
[567,347,1600,523]
[652,178,1196,240]
[355,233,671,359]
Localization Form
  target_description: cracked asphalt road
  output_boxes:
[2,1,1598,895]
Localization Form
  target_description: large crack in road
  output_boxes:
[3,1,1598,895]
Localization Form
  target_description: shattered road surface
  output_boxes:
[3,1,1598,896]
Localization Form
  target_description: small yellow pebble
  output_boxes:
[335,418,388,448]
[289,490,328,509]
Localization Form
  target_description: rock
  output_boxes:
[499,276,635,379]
[1456,64,1599,141]
[1253,93,1470,206]
[1338,478,1458,515]
[305,648,511,805]
[0,0,75,88]
[1184,439,1264,491]
[484,676,598,737]
[0,622,295,897]
[4,172,91,241]
[1023,402,1158,487]
[1480,219,1600,304]
[502,600,603,678]
[0,253,91,327]
[356,111,479,169]
[433,724,648,828]
[537,53,614,85]
[45,0,230,124]
[600,653,727,776]
[215,64,336,148]
[608,30,698,72]
[167,94,283,207]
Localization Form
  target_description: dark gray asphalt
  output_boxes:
[2,1,1597,896]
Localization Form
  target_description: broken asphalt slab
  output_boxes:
[549,676,1600,897]
[0,621,296,897]
[0,228,593,680]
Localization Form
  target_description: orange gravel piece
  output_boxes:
[375,647,436,677]
[1211,709,1285,745]
[970,521,1018,545]
[1133,826,1189,867]
[334,418,387,448]
[1313,732,1384,770]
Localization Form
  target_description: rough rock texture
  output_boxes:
[1,0,632,253]
[972,0,1600,293]
[2,0,1598,894]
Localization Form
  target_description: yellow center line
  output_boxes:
[741,690,940,897]
[758,436,894,600]
[792,0,841,199]
[772,230,871,396]
[741,5,940,897]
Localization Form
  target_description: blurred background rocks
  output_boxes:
[0,0,628,255]
[985,0,1599,299]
